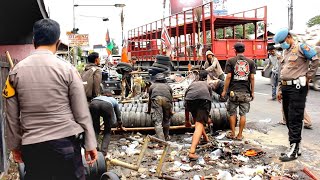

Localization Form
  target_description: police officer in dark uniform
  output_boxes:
[274,28,319,162]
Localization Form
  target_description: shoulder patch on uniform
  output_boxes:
[300,44,317,60]
[2,78,15,98]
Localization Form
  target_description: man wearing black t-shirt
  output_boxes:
[221,43,256,141]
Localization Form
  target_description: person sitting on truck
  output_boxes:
[89,89,125,156]
[204,50,225,81]
[147,73,173,141]
[184,70,212,160]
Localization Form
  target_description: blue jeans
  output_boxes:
[271,72,278,99]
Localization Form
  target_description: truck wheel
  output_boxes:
[313,77,320,91]
[100,172,120,180]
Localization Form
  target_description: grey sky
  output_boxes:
[45,0,319,48]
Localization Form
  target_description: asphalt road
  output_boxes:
[245,70,320,173]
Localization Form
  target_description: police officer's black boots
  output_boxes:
[280,142,301,156]
[279,142,300,162]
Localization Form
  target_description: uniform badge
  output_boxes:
[2,78,15,98]
[303,45,310,51]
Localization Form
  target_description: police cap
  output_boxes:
[273,28,289,44]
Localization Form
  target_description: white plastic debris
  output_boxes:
[183,137,192,142]
[183,144,192,148]
[180,164,193,171]
[210,149,223,160]
[197,157,206,166]
[154,150,164,155]
[149,167,156,173]
[193,175,202,180]
[140,174,147,179]
[173,171,184,177]
[168,142,183,150]
[235,155,249,162]
[217,170,232,180]
[192,165,203,170]
[215,133,226,140]
[252,175,262,180]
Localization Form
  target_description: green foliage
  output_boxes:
[307,15,320,27]
[76,62,85,74]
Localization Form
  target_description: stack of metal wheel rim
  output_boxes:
[116,92,229,130]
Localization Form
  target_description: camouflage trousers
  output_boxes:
[151,96,172,140]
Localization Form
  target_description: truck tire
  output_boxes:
[156,55,170,61]
[100,172,120,180]
[313,77,320,91]
[152,62,169,69]
[148,66,169,72]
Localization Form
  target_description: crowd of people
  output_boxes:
[3,18,319,179]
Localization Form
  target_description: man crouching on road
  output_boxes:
[4,19,97,180]
[221,42,256,141]
[274,28,319,162]
[147,73,173,141]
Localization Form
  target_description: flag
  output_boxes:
[105,29,110,44]
[161,23,171,49]
[105,29,114,55]
[121,39,129,63]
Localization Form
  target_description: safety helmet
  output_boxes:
[205,50,214,56]
[273,28,289,44]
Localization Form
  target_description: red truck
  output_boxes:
[127,1,268,69]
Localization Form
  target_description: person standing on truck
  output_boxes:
[185,70,212,160]
[82,52,102,102]
[3,19,97,179]
[265,46,281,100]
[274,28,319,162]
[89,89,125,156]
[147,73,173,141]
[221,42,256,141]
[204,50,225,81]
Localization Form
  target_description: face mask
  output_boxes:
[281,42,290,49]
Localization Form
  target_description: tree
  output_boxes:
[307,15,320,27]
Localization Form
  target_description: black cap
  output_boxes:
[234,42,245,53]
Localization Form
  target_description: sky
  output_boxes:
[45,0,320,50]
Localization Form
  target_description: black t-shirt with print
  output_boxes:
[224,54,256,93]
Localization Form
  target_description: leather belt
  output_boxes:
[281,79,298,86]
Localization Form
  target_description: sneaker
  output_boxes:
[279,143,299,162]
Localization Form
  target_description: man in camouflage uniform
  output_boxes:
[147,73,173,140]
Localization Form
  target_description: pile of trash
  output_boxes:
[106,131,312,180]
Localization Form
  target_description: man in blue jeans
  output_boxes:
[265,46,281,100]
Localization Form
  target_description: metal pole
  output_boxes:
[289,0,293,30]
[73,0,75,29]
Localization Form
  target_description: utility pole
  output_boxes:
[288,0,293,30]
[72,0,78,66]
